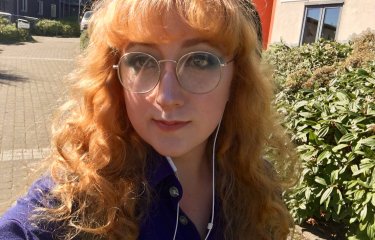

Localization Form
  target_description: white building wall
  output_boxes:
[336,0,375,41]
[270,1,305,45]
[270,0,375,46]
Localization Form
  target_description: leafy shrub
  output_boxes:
[0,18,32,43]
[279,63,375,239]
[341,31,375,71]
[80,30,89,50]
[268,33,375,239]
[264,39,352,91]
[0,17,11,25]
[302,66,336,90]
[34,19,79,37]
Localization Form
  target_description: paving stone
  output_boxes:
[0,36,79,216]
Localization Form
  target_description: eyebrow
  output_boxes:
[126,38,211,51]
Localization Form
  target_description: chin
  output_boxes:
[152,147,185,158]
[149,142,188,158]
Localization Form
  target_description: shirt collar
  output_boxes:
[147,151,176,188]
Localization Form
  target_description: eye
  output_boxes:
[124,53,158,72]
[184,53,219,70]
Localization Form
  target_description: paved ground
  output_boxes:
[0,36,79,215]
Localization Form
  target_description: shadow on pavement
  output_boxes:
[0,37,38,46]
[0,71,28,84]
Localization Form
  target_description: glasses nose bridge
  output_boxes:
[158,59,178,68]
[157,59,179,79]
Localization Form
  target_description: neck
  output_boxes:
[171,143,211,186]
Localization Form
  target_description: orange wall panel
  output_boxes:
[252,0,274,48]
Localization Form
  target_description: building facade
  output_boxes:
[0,0,92,20]
[270,0,375,46]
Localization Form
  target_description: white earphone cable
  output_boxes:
[204,118,222,240]
[166,117,222,240]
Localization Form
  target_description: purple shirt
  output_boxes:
[0,153,223,240]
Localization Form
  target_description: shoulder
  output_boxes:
[0,175,55,240]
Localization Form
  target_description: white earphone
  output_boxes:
[166,117,222,240]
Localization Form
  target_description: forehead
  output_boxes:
[104,0,242,56]
[123,14,224,52]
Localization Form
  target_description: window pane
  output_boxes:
[321,7,340,41]
[302,8,321,44]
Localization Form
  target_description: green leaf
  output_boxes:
[320,186,333,205]
[363,192,372,205]
[335,122,348,135]
[357,68,370,77]
[302,120,317,126]
[359,221,368,231]
[317,150,331,162]
[336,92,349,101]
[360,205,367,221]
[353,160,375,176]
[336,201,342,215]
[371,193,375,207]
[349,217,357,224]
[355,190,365,201]
[294,100,309,110]
[330,170,339,183]
[332,144,349,152]
[299,112,314,118]
[351,164,359,174]
[368,222,375,239]
[355,160,375,176]
[317,125,329,137]
[315,176,327,186]
[305,187,311,200]
[360,136,375,147]
[339,133,356,143]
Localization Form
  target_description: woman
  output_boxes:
[0,0,298,239]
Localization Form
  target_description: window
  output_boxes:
[301,5,341,45]
[38,0,43,15]
[0,0,7,10]
[51,4,56,18]
[21,0,28,12]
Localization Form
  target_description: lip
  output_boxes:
[153,119,190,131]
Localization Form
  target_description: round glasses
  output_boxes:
[113,51,233,94]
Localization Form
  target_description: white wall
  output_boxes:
[336,0,375,41]
[270,0,375,46]
[270,0,306,45]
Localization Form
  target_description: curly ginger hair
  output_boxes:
[33,0,299,239]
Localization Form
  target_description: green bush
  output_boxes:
[0,17,11,25]
[267,33,375,239]
[80,30,89,50]
[264,39,352,91]
[278,63,375,239]
[0,18,32,43]
[34,19,79,37]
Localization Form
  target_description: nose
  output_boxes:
[155,62,184,109]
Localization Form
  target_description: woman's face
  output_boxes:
[122,16,233,161]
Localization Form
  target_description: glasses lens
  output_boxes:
[177,52,221,93]
[118,52,159,93]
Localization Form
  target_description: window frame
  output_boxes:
[299,3,343,45]
[51,4,56,18]
[0,0,7,10]
[20,0,28,12]
[37,0,43,15]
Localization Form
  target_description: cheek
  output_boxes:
[124,92,147,125]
